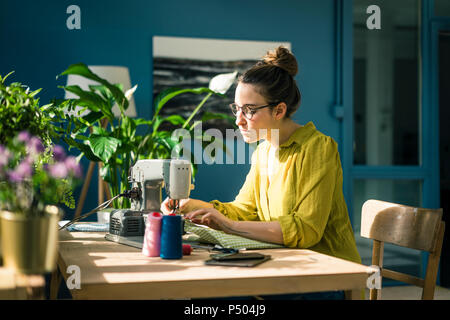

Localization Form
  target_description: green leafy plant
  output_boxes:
[0,72,58,147]
[52,63,236,209]
[0,72,81,216]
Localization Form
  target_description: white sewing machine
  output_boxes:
[105,159,193,248]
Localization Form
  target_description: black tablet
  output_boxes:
[204,255,271,267]
[210,252,267,261]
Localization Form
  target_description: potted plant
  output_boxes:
[52,63,236,209]
[0,72,81,273]
[0,132,81,274]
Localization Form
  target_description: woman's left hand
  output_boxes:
[184,208,234,232]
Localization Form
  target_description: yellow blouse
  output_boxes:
[210,122,361,264]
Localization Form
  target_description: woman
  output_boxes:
[161,46,361,266]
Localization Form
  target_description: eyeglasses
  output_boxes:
[229,102,279,120]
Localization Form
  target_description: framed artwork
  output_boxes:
[152,36,291,134]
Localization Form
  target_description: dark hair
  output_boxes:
[239,46,301,118]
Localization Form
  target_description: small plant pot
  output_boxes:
[0,205,62,274]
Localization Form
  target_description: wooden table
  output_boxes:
[50,230,370,300]
[0,267,45,299]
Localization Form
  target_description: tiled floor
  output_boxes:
[365,285,450,300]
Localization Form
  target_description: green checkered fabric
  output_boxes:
[184,220,284,250]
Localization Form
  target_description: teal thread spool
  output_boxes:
[160,215,182,259]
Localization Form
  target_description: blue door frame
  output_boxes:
[423,0,450,211]
[428,4,450,286]
[340,0,447,280]
[419,0,450,281]
[340,0,354,218]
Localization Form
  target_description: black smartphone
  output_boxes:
[205,255,271,267]
[210,252,267,261]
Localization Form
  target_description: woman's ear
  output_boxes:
[273,102,287,120]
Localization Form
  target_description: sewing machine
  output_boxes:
[105,159,193,248]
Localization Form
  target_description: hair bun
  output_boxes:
[262,46,298,77]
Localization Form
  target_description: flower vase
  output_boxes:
[0,205,62,274]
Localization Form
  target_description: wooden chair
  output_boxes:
[361,199,445,300]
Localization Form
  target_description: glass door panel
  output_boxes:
[435,0,450,16]
[353,0,420,166]
[439,28,450,287]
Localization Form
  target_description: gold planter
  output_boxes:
[0,218,2,266]
[0,205,62,274]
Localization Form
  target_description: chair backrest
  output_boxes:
[361,199,445,300]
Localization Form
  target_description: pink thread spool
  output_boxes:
[142,212,163,257]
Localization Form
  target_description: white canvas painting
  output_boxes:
[152,36,291,134]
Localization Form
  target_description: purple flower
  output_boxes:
[27,136,45,154]
[23,155,34,165]
[17,131,31,143]
[7,170,23,182]
[6,159,32,182]
[52,145,66,162]
[47,162,68,179]
[17,160,32,177]
[0,145,11,167]
[64,156,82,178]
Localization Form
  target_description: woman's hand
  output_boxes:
[160,197,213,215]
[184,208,234,232]
[161,197,192,215]
[185,207,284,245]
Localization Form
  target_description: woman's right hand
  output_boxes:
[160,197,213,215]
[160,197,191,215]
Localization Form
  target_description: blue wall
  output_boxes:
[0,0,340,219]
